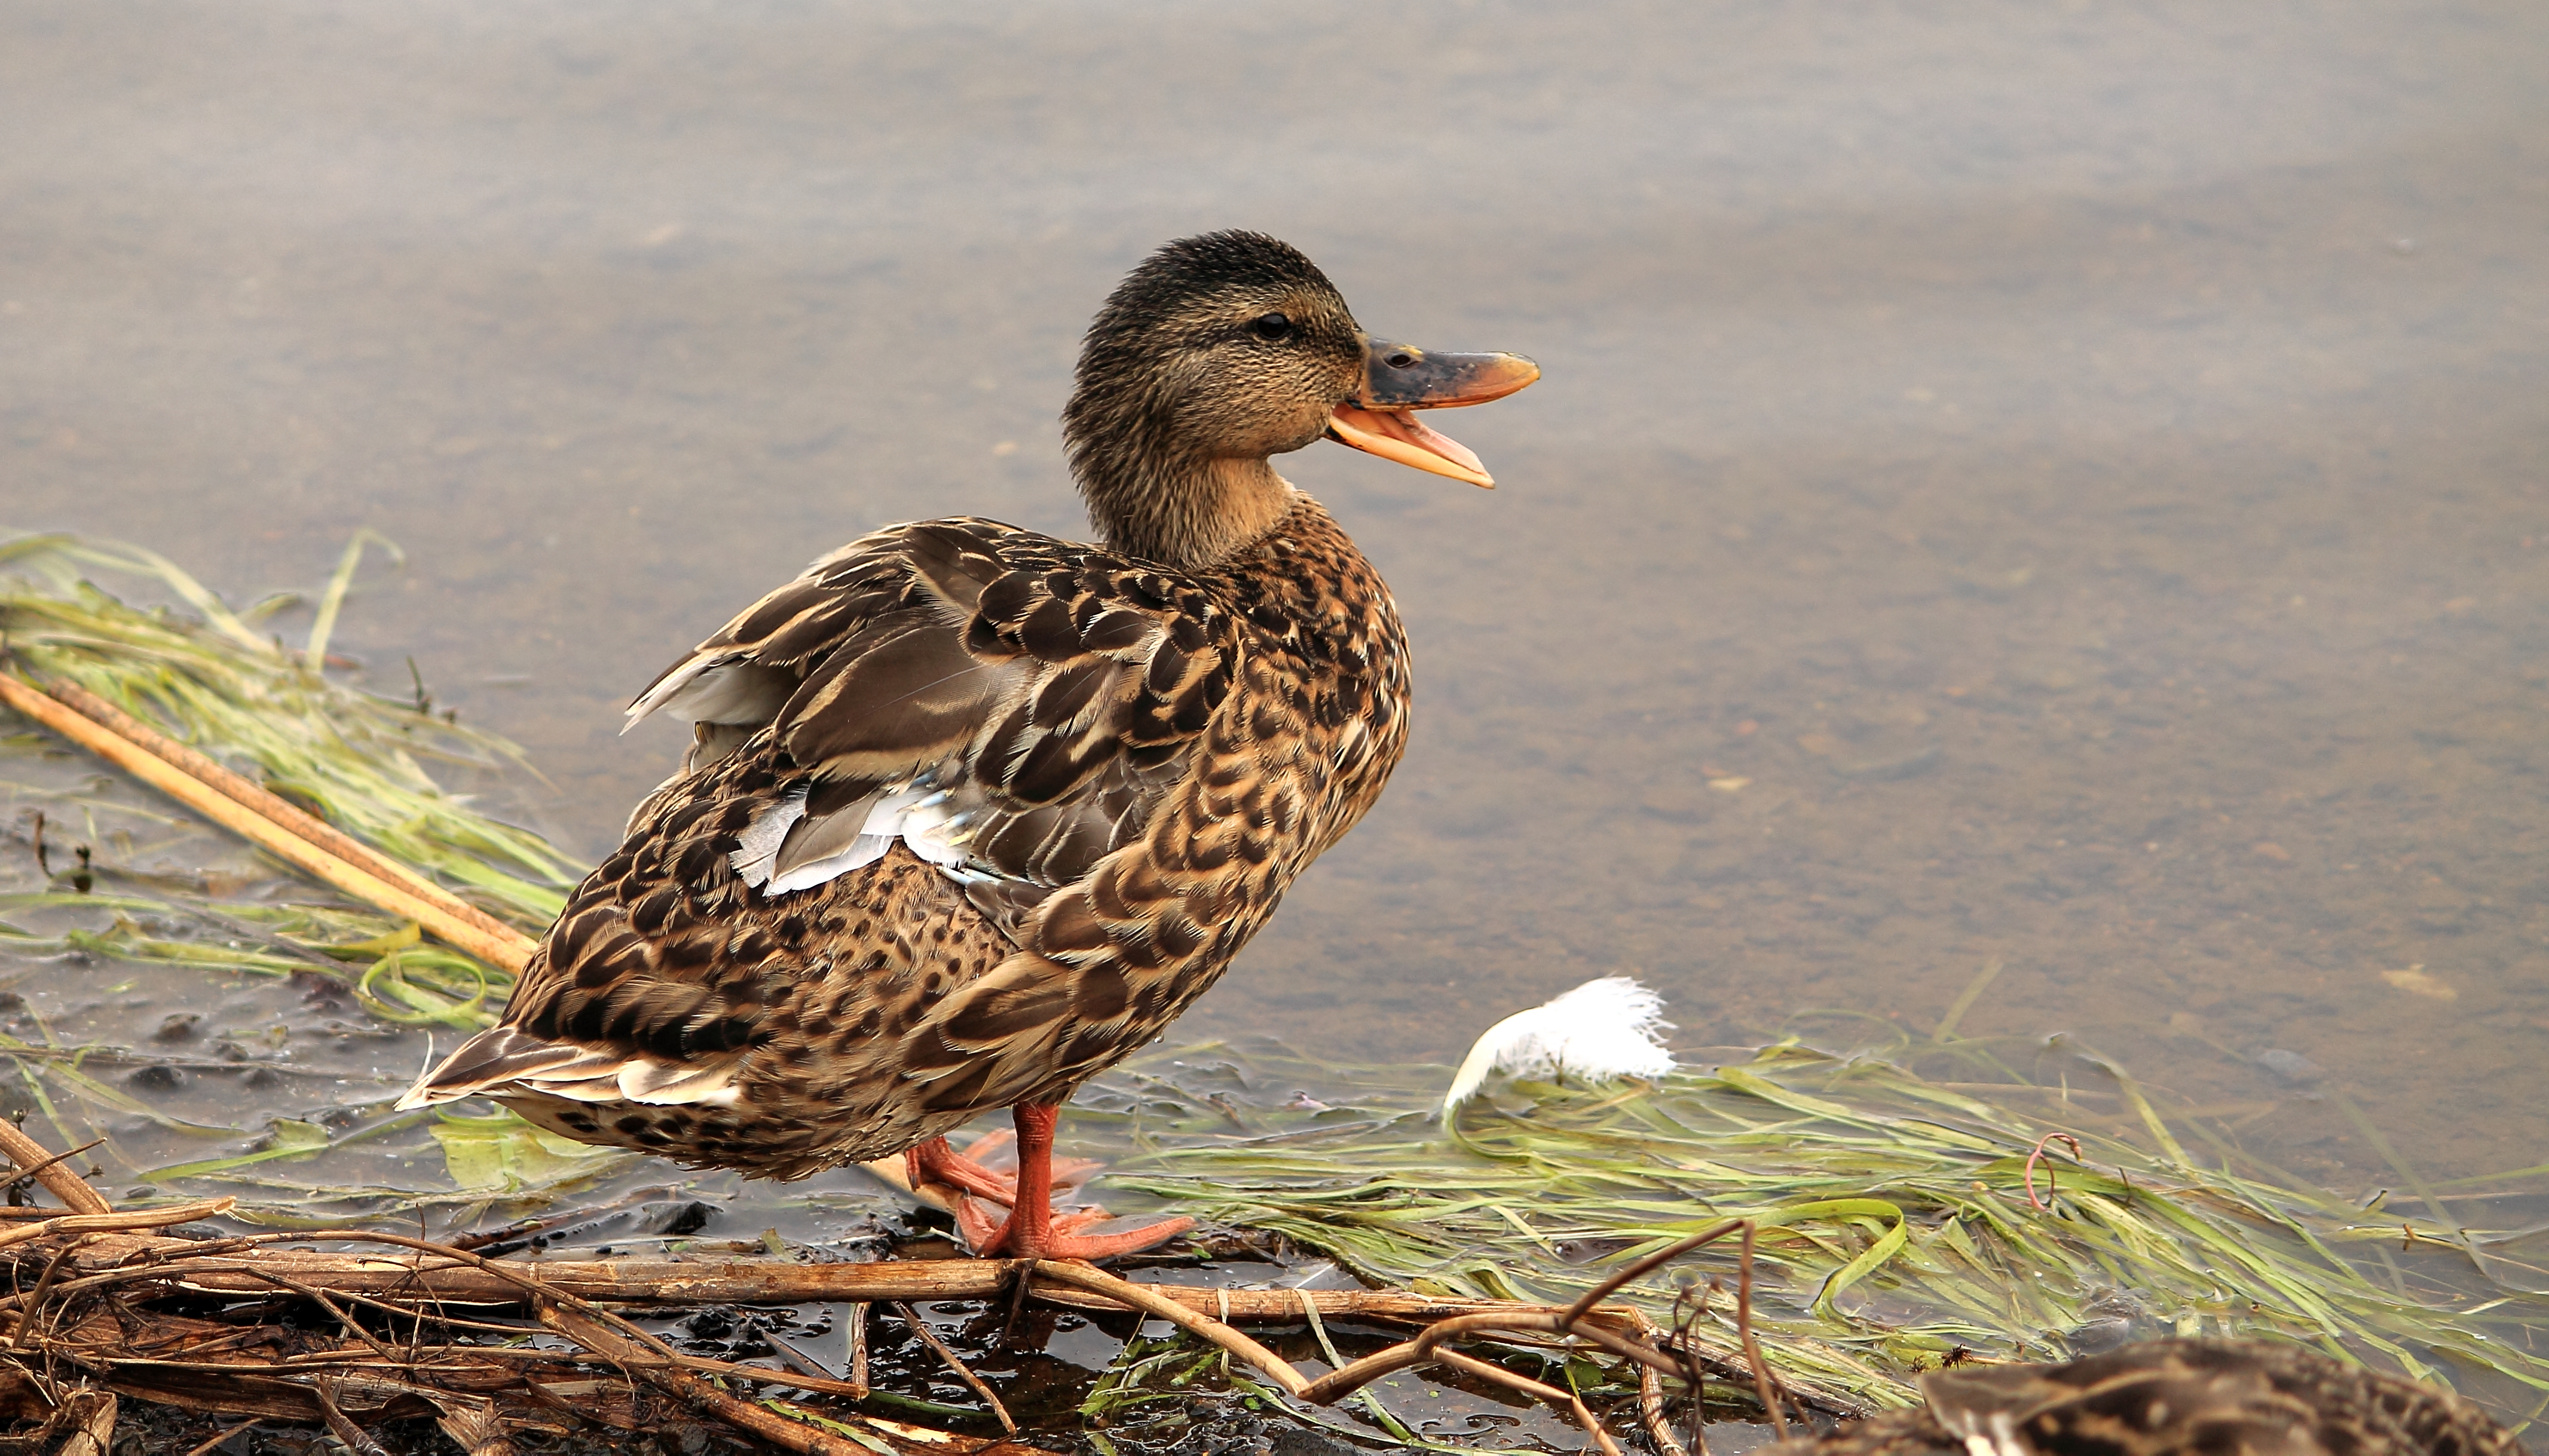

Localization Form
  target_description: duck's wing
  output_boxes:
[397,517,1240,1112]
[625,516,1237,904]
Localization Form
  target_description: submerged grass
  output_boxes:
[4,533,2547,1426]
[0,532,577,930]
[0,534,568,1025]
[0,532,590,1219]
[1073,1040,2549,1416]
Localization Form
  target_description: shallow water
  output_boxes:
[4,0,2545,1245]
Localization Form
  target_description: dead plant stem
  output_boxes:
[892,1301,1015,1434]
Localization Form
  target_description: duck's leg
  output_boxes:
[907,1129,1103,1205]
[966,1103,1195,1261]
[906,1135,1021,1203]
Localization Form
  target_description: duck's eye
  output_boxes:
[1250,312,1293,342]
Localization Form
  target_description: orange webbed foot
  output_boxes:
[906,1135,1018,1203]
[938,1101,1191,1261]
[961,1200,1195,1261]
[916,1129,1099,1206]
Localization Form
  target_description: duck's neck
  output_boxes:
[1079,453,1298,572]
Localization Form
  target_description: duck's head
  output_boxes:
[1064,231,1538,570]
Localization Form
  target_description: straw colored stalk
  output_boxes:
[538,1302,905,1456]
[0,670,534,974]
[56,1228,1632,1329]
[0,1120,112,1216]
[0,1199,234,1257]
[17,1221,1700,1456]
[42,676,526,954]
[55,1392,115,1456]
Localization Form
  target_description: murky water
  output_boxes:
[5,0,2545,1249]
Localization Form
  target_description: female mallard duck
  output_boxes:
[1764,1340,2526,1456]
[399,232,1537,1259]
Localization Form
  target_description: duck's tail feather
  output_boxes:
[394,1026,744,1110]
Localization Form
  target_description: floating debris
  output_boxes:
[2380,965,2456,1001]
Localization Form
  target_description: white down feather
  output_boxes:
[1440,976,1675,1116]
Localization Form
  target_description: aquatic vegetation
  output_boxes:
[1083,1037,2549,1418]
[0,532,578,934]
[0,534,567,1014]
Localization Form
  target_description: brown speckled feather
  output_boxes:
[1763,1341,2526,1456]
[408,499,1407,1177]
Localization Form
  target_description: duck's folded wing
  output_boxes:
[630,517,1240,893]
[397,518,1241,1111]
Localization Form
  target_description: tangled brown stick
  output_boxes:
[1041,1221,1796,1454]
[0,1123,111,1218]
[0,1018,1809,1454]
[0,1215,1806,1454]
[0,1095,1823,1455]
[0,1126,992,1455]
[2,1222,1000,1454]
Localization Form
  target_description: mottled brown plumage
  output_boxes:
[398,232,1537,1255]
[1764,1340,2526,1456]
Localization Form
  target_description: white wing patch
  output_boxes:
[731,783,977,897]
[1931,1408,2034,1456]
[765,786,969,895]
[729,785,811,886]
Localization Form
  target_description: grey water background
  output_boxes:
[4,0,2545,1198]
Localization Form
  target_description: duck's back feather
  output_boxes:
[400,518,1248,1147]
[625,516,1240,905]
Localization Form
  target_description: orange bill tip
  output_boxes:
[1327,405,1496,488]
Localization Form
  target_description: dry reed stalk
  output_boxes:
[1432,1347,1624,1456]
[1030,1259,1309,1397]
[538,1302,1016,1456]
[0,1199,234,1257]
[179,1417,262,1456]
[0,670,535,973]
[0,1122,112,1216]
[1638,1335,1693,1456]
[58,1228,1624,1328]
[891,1302,1017,1434]
[54,1390,115,1456]
[1033,1257,1682,1455]
[44,678,528,951]
[430,1402,514,1456]
[849,1301,871,1399]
